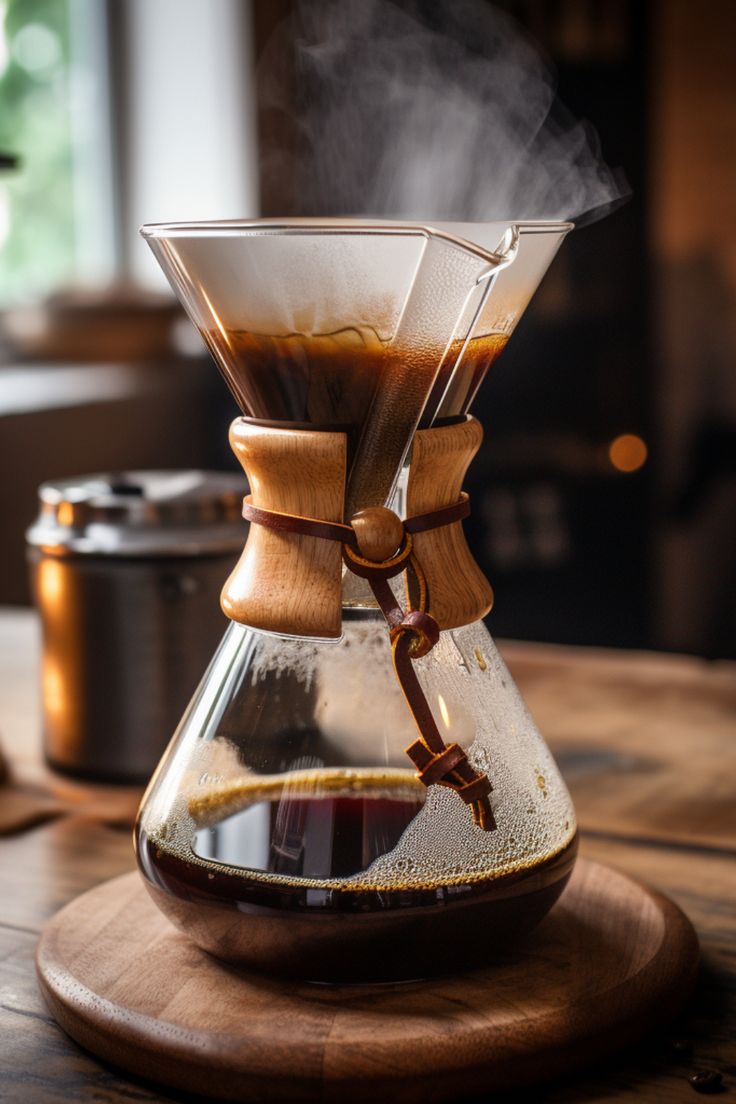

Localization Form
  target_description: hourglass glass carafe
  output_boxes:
[135,218,577,982]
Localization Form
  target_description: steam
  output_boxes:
[258,0,627,225]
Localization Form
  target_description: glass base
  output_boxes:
[136,828,577,982]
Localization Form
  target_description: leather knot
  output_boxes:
[406,737,493,820]
[391,610,440,658]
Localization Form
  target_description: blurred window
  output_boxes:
[0,0,115,305]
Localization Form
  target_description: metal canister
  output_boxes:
[26,471,246,783]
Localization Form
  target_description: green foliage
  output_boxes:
[0,0,74,304]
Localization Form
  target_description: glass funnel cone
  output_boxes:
[135,217,577,982]
[142,218,570,511]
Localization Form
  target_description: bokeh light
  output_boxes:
[12,21,60,77]
[609,433,648,473]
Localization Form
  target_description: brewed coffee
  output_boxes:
[205,327,508,433]
[136,769,577,982]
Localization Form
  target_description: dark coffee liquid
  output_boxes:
[192,790,425,881]
[136,774,577,982]
[426,331,508,424]
[202,327,508,431]
[203,327,387,439]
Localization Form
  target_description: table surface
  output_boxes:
[0,608,734,1103]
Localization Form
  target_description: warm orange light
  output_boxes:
[609,433,648,473]
[37,558,65,609]
[437,693,451,729]
[42,659,66,719]
[57,501,74,527]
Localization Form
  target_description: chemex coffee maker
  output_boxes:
[134,218,578,981]
[38,219,698,1100]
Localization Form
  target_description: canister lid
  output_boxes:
[26,471,247,557]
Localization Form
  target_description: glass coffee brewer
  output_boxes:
[135,219,577,982]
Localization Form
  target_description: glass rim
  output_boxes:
[139,216,574,266]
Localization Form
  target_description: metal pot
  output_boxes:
[27,471,246,783]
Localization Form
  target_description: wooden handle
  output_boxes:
[407,416,493,630]
[221,420,347,638]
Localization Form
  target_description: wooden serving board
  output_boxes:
[36,859,698,1102]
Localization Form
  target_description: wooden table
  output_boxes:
[1,609,734,1102]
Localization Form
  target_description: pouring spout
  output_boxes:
[476,224,520,283]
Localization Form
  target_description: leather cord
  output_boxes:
[241,493,495,831]
[242,493,470,542]
[242,499,357,546]
[403,491,470,533]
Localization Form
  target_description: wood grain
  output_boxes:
[503,641,736,851]
[524,835,736,1104]
[0,818,161,1104]
[221,419,347,638]
[0,784,66,835]
[407,416,493,629]
[35,859,697,1103]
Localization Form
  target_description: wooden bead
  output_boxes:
[350,506,404,562]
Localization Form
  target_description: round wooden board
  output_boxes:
[36,858,698,1102]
